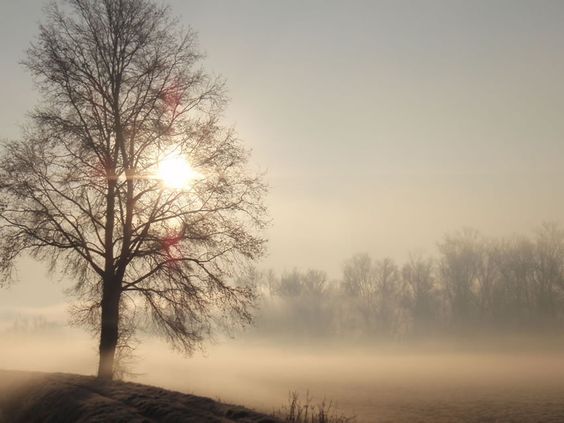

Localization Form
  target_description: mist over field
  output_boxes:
[3,223,564,422]
[3,241,564,423]
[3,323,564,422]
[2,0,564,421]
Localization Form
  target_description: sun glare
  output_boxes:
[157,151,202,189]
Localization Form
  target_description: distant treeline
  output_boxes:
[247,223,564,340]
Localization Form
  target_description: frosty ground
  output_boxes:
[0,370,279,423]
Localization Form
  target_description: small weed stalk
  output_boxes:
[275,391,355,423]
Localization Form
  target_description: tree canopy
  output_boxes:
[0,0,267,379]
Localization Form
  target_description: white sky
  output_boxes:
[1,0,564,311]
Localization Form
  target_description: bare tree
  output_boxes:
[342,254,375,298]
[342,254,378,333]
[438,228,482,328]
[532,222,564,321]
[372,258,404,337]
[341,255,405,337]
[401,255,439,335]
[495,236,536,327]
[0,0,266,379]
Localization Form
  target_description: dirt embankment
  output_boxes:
[0,370,280,423]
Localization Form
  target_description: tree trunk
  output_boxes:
[97,277,121,380]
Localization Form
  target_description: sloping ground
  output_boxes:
[0,370,281,423]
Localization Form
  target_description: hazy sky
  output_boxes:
[1,0,564,309]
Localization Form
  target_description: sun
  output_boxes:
[157,150,202,189]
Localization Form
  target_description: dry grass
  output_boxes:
[274,391,355,423]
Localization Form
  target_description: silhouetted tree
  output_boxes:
[401,255,439,334]
[341,254,379,334]
[532,222,564,322]
[0,0,266,379]
[342,254,374,298]
[438,229,482,329]
[473,239,499,322]
[495,237,536,326]
[243,224,564,343]
[273,269,333,338]
[372,258,404,336]
[341,255,405,337]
